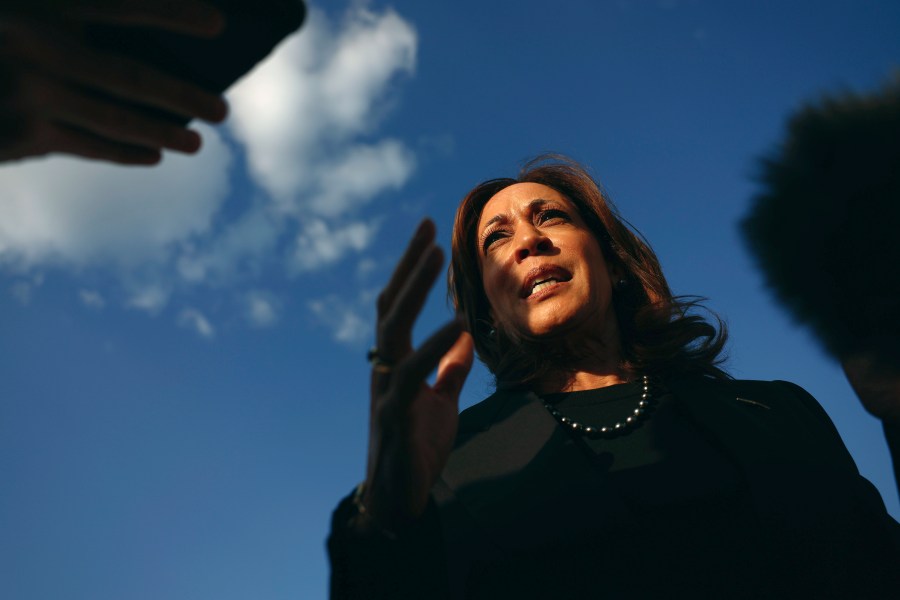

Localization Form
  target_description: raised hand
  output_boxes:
[0,0,229,165]
[361,219,474,533]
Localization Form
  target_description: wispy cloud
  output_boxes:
[245,290,280,328]
[178,308,215,339]
[175,201,282,285]
[290,218,379,273]
[308,287,379,346]
[9,273,43,306]
[126,284,171,315]
[78,289,106,310]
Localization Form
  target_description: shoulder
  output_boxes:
[457,391,507,431]
[671,375,841,430]
[669,375,858,469]
[456,387,535,438]
[669,375,825,414]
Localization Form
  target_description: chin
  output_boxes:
[519,317,582,340]
[516,308,612,343]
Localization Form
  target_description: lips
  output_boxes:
[520,264,573,298]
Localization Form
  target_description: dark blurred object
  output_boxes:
[85,0,306,124]
[741,74,900,362]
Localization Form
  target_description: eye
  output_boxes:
[537,208,569,224]
[482,228,508,252]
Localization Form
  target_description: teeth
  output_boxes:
[531,278,558,295]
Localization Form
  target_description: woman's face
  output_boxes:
[477,182,620,341]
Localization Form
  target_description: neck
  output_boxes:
[535,337,627,394]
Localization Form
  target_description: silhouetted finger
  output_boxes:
[11,27,228,123]
[433,331,474,399]
[0,102,161,164]
[46,122,162,164]
[391,319,465,402]
[72,52,227,122]
[377,219,435,320]
[47,79,202,152]
[377,244,443,360]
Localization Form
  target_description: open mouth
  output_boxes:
[529,278,561,296]
[521,266,572,298]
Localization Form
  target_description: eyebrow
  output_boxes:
[480,198,556,232]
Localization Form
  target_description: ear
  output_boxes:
[485,309,500,338]
[608,261,625,284]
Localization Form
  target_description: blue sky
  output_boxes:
[2,1,899,598]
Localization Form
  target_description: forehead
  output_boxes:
[478,183,570,228]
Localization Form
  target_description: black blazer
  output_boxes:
[329,377,900,598]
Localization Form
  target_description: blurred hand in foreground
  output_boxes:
[0,0,229,165]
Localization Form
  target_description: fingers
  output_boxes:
[376,220,443,360]
[49,39,228,123]
[5,20,228,123]
[0,114,162,165]
[0,70,158,164]
[377,219,435,320]
[390,319,466,402]
[433,331,475,398]
[47,78,203,153]
[0,16,225,161]
[46,122,163,164]
[64,1,226,38]
[3,61,201,161]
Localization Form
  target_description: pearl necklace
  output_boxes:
[543,375,654,437]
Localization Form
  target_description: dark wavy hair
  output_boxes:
[449,155,729,389]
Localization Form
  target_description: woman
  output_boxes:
[328,157,900,598]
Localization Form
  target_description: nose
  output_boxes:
[514,226,552,262]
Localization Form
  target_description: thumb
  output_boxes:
[434,331,474,398]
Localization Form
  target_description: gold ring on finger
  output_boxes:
[367,346,394,374]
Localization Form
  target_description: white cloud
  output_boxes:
[308,140,415,216]
[291,218,379,273]
[178,308,215,338]
[333,310,368,344]
[309,295,371,345]
[78,289,106,310]
[176,203,282,285]
[126,285,170,315]
[227,5,417,214]
[245,291,280,327]
[0,124,232,269]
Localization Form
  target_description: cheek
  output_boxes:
[481,268,504,311]
[480,265,516,325]
[480,256,502,293]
